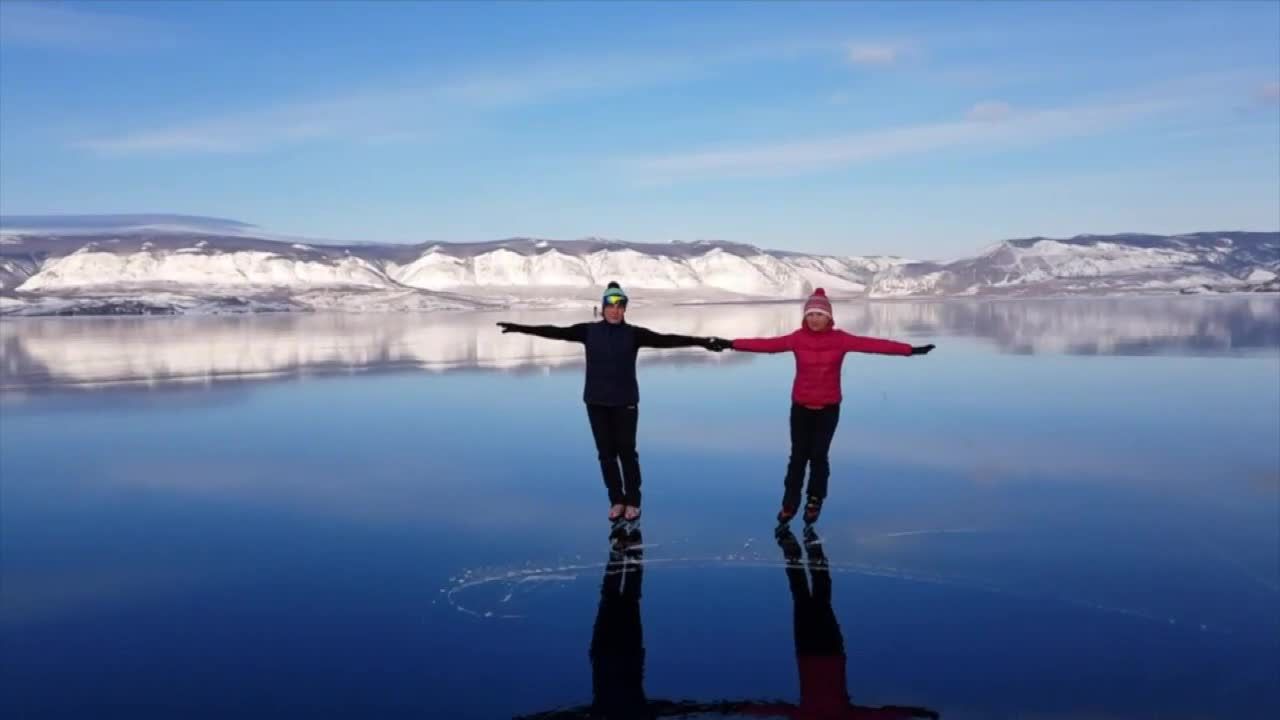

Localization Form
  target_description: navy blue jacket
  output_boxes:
[505,321,708,406]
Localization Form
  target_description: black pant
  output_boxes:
[587,404,641,506]
[784,403,840,507]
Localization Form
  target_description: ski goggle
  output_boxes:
[602,292,628,307]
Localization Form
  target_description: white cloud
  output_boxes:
[74,51,728,156]
[80,124,329,155]
[846,41,909,66]
[0,2,175,51]
[631,97,1173,180]
[77,94,377,154]
[966,100,1014,122]
[359,131,430,148]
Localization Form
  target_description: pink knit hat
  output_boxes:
[803,287,832,319]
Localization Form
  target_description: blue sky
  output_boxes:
[1,0,1277,258]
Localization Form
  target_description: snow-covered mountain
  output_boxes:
[766,252,909,294]
[0,222,898,314]
[869,232,1279,297]
[0,215,1275,315]
[386,238,818,295]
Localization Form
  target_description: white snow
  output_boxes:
[5,230,1273,305]
[391,245,812,295]
[293,289,480,313]
[17,250,393,292]
[1001,240,1199,278]
[527,249,593,287]
[868,237,1251,296]
[472,248,530,286]
[584,248,699,289]
[776,254,897,294]
[684,248,807,295]
[393,250,471,289]
[870,267,950,297]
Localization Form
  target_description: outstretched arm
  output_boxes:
[496,322,589,343]
[633,326,722,351]
[834,330,923,356]
[732,332,796,353]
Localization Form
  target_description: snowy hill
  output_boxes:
[870,232,1279,297]
[0,216,1276,315]
[386,238,813,295]
[768,252,910,294]
[0,225,873,314]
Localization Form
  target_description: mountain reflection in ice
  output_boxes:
[1,297,1275,391]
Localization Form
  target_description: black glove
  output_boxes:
[910,344,935,355]
[703,337,732,352]
[497,322,521,334]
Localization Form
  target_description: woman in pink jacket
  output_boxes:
[731,288,935,525]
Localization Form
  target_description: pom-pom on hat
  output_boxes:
[602,281,628,307]
[803,287,832,319]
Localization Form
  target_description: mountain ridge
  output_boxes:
[1,215,1275,314]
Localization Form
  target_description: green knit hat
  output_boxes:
[602,281,628,307]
